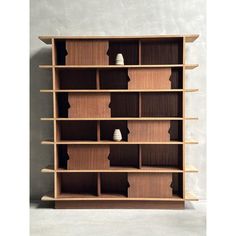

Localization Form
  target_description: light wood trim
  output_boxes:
[40,89,199,93]
[41,165,198,173]
[52,38,58,198]
[41,117,198,121]
[39,34,199,44]
[41,140,198,145]
[39,64,198,69]
[185,166,198,172]
[182,37,186,199]
[185,192,198,201]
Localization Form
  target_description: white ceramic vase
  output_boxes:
[113,129,122,141]
[115,53,124,65]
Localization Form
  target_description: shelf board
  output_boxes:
[40,89,199,93]
[42,193,183,201]
[41,117,198,121]
[39,64,198,69]
[41,140,198,145]
[41,165,198,173]
[41,193,198,201]
[39,34,199,44]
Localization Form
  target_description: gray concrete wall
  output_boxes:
[30,0,206,200]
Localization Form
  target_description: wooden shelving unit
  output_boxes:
[39,35,199,209]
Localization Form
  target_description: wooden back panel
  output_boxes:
[141,93,182,117]
[141,39,183,64]
[128,121,170,142]
[66,40,109,65]
[60,173,97,194]
[128,68,171,89]
[68,93,110,118]
[128,173,173,198]
[101,173,128,196]
[141,145,182,168]
[67,145,110,170]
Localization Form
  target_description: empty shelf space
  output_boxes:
[141,38,183,65]
[53,92,186,118]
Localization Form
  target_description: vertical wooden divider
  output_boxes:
[138,40,141,65]
[97,121,100,141]
[139,92,142,117]
[182,37,186,199]
[96,69,100,89]
[138,145,142,169]
[97,173,101,196]
[52,38,58,198]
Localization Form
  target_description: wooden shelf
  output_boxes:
[41,117,198,121]
[40,89,199,93]
[42,193,183,201]
[41,140,198,145]
[39,34,199,44]
[39,64,198,69]
[42,166,198,173]
[39,34,199,208]
[42,193,198,201]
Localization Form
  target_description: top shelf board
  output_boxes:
[39,35,199,44]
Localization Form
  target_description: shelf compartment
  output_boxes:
[108,40,139,65]
[55,39,109,65]
[68,93,110,118]
[141,144,182,169]
[57,121,97,141]
[128,173,182,198]
[110,93,139,117]
[128,173,172,198]
[57,69,97,90]
[128,68,182,89]
[109,145,139,168]
[100,173,129,197]
[141,92,182,117]
[58,173,98,197]
[67,145,110,170]
[100,120,129,141]
[57,92,183,118]
[99,68,129,89]
[141,38,183,65]
[128,120,182,142]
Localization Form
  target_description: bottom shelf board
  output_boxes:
[42,193,198,201]
[41,166,198,173]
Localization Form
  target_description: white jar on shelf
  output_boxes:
[115,53,124,65]
[113,129,122,141]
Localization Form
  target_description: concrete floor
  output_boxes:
[30,201,206,236]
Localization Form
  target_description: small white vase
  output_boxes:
[115,53,124,65]
[113,129,122,141]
